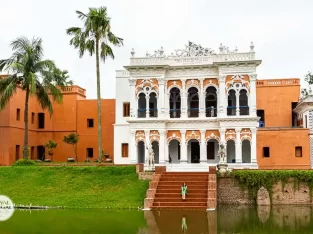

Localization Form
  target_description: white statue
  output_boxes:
[145,143,155,168]
[218,143,227,164]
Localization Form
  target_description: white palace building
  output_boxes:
[114,42,260,171]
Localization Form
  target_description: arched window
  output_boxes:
[169,88,181,118]
[239,90,249,115]
[188,87,199,117]
[205,86,217,117]
[227,90,236,116]
[138,93,146,118]
[149,92,158,117]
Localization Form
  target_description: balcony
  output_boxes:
[188,108,199,118]
[137,109,158,118]
[170,109,181,118]
[205,107,217,117]
[149,108,158,118]
[227,106,236,116]
[138,109,146,118]
[239,106,249,115]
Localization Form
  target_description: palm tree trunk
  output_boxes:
[23,87,30,159]
[95,38,103,162]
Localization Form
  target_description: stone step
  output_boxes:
[162,172,210,175]
[154,198,207,202]
[158,181,208,186]
[157,185,208,189]
[154,193,207,198]
[152,202,207,207]
[160,177,208,181]
[150,206,207,210]
[156,189,207,194]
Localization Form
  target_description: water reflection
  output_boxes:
[1,206,313,233]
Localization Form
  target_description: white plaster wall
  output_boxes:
[113,125,130,164]
[115,76,130,125]
[242,140,251,163]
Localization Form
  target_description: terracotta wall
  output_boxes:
[257,128,310,169]
[0,85,115,165]
[256,79,300,127]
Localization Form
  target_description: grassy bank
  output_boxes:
[0,166,149,208]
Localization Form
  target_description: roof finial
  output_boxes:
[131,48,135,57]
[250,41,254,52]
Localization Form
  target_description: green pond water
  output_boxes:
[1,206,313,233]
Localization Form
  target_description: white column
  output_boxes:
[144,130,150,161]
[236,92,240,116]
[235,128,242,163]
[165,91,169,119]
[200,129,207,163]
[159,130,165,164]
[218,76,226,118]
[216,90,219,117]
[181,80,188,118]
[128,78,137,118]
[146,95,149,118]
[249,74,257,117]
[164,131,169,163]
[129,130,137,163]
[251,128,257,163]
[157,78,165,118]
[219,128,226,162]
[180,130,187,163]
[199,79,205,118]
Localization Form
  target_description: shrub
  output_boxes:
[13,159,36,166]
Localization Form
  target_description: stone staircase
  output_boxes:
[144,168,216,210]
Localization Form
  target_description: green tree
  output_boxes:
[63,133,79,162]
[301,71,313,98]
[0,36,72,159]
[66,6,123,162]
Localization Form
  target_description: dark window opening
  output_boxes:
[87,119,94,128]
[178,143,181,160]
[87,148,93,158]
[31,146,35,159]
[15,145,20,161]
[123,103,130,117]
[16,109,20,121]
[122,143,129,157]
[263,147,270,157]
[38,113,45,129]
[257,110,265,127]
[31,112,35,124]
[292,102,298,127]
[207,142,215,160]
[295,146,302,157]
[37,145,45,161]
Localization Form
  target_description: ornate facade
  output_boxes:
[114,42,261,171]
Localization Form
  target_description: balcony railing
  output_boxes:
[170,109,181,118]
[138,109,146,118]
[205,107,217,117]
[227,106,236,116]
[149,108,158,118]
[188,108,199,118]
[239,106,249,115]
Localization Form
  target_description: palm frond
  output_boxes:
[35,82,53,115]
[100,42,114,62]
[107,31,123,46]
[0,76,18,110]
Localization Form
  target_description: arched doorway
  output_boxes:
[226,140,235,163]
[138,93,146,118]
[188,87,199,117]
[137,141,145,163]
[168,139,180,163]
[227,90,236,116]
[152,141,159,164]
[188,139,200,163]
[205,86,217,117]
[169,87,181,118]
[207,139,219,162]
[239,90,249,115]
[242,140,251,163]
[149,92,158,117]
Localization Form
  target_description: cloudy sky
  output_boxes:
[1,0,312,98]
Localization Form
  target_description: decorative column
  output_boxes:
[249,74,257,117]
[128,78,137,118]
[164,132,169,163]
[199,79,205,118]
[129,130,137,164]
[218,76,226,118]
[236,92,240,116]
[235,128,242,163]
[159,130,165,164]
[181,80,188,118]
[157,77,165,118]
[180,130,187,163]
[164,90,169,119]
[251,128,257,164]
[200,129,207,163]
[145,95,149,118]
[144,130,150,161]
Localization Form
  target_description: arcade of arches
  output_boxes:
[134,128,256,164]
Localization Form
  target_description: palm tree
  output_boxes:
[66,6,123,162]
[0,36,72,159]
